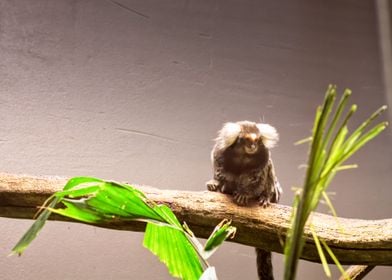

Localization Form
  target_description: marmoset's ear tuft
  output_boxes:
[256,123,279,148]
[215,122,242,150]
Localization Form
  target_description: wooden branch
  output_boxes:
[340,266,375,280]
[0,172,391,266]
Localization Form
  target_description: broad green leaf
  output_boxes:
[63,176,104,191]
[144,223,204,280]
[49,200,103,223]
[103,183,166,221]
[83,194,135,218]
[151,204,183,229]
[84,187,158,220]
[53,185,101,199]
[13,176,232,280]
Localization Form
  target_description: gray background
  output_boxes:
[1,0,391,279]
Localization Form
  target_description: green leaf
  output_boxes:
[11,178,105,255]
[63,176,104,191]
[343,105,387,153]
[284,86,387,280]
[340,122,388,163]
[142,204,207,279]
[151,204,183,229]
[294,137,312,146]
[11,198,59,255]
[49,200,104,223]
[144,223,204,280]
[321,240,350,280]
[203,219,236,259]
[323,89,351,147]
[284,190,301,257]
[85,185,159,220]
[310,226,331,277]
[13,176,232,280]
[324,126,348,172]
[321,192,338,219]
[53,184,101,200]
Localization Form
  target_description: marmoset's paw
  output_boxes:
[206,179,220,191]
[258,197,271,208]
[233,193,252,206]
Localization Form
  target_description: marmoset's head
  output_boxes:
[215,121,278,154]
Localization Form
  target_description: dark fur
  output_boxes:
[206,121,281,280]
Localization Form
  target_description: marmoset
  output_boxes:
[206,120,282,280]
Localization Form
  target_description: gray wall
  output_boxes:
[1,0,391,279]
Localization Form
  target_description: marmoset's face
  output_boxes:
[242,132,262,154]
[235,126,263,155]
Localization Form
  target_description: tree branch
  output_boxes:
[0,172,391,266]
[340,266,375,280]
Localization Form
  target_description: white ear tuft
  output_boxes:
[215,122,241,150]
[256,123,279,148]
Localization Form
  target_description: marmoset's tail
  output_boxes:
[256,248,274,280]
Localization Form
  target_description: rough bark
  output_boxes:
[0,172,391,265]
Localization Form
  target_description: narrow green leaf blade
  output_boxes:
[11,177,104,255]
[321,240,350,280]
[343,105,387,153]
[11,198,59,255]
[340,122,388,163]
[294,137,312,146]
[284,86,388,280]
[310,226,331,277]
